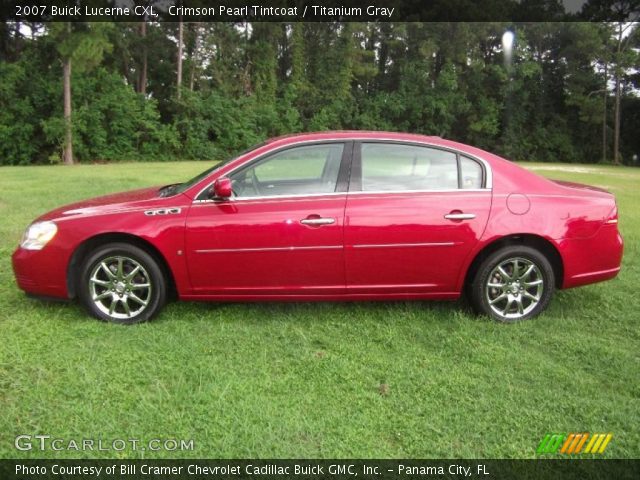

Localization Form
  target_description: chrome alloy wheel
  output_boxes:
[485,257,544,320]
[88,256,152,320]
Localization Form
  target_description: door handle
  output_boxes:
[300,217,336,226]
[444,213,476,220]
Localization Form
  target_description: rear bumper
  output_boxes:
[12,247,69,299]
[559,224,623,289]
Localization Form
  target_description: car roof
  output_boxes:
[265,130,444,144]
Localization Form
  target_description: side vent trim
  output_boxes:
[144,208,182,216]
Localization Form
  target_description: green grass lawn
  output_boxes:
[0,161,638,459]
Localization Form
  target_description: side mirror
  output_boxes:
[212,177,233,199]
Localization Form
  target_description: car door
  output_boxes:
[185,142,351,296]
[344,141,491,294]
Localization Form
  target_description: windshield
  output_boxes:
[159,141,267,197]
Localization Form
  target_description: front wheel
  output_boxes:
[469,246,555,323]
[78,243,166,324]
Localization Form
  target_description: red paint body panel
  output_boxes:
[344,191,491,293]
[185,195,346,294]
[12,131,623,305]
[13,188,193,298]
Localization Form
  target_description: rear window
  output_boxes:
[360,143,483,191]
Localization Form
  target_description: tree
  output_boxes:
[48,22,111,164]
[134,0,162,95]
[1,20,639,166]
[176,16,183,99]
[611,21,638,163]
[581,0,640,163]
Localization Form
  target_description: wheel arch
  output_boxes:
[463,234,564,291]
[67,232,177,300]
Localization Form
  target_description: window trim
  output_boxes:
[192,138,492,203]
[459,154,485,190]
[353,140,488,193]
[194,140,353,202]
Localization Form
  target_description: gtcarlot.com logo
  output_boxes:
[15,435,194,452]
[537,433,613,455]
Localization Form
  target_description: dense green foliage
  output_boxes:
[0,20,638,165]
[0,161,638,458]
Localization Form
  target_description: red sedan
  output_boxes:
[12,131,623,324]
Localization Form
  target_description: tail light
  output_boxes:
[605,205,618,225]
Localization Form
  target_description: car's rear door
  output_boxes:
[344,141,491,294]
[185,142,352,296]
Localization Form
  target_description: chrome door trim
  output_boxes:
[192,191,346,204]
[351,242,458,249]
[194,245,343,254]
[192,189,491,204]
[346,189,490,195]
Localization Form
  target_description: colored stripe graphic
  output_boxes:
[537,433,612,455]
[584,433,613,454]
[537,434,566,454]
[573,433,589,453]
[560,434,576,454]
[598,434,613,453]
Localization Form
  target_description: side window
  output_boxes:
[230,143,344,198]
[360,143,458,191]
[460,156,483,189]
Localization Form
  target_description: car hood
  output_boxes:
[36,186,164,222]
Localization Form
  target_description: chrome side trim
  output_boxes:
[571,266,621,279]
[347,189,490,196]
[144,207,181,216]
[192,192,345,204]
[192,189,490,204]
[194,245,343,254]
[192,137,493,202]
[351,242,458,249]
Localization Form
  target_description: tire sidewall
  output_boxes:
[472,246,555,323]
[78,243,166,324]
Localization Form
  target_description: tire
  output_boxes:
[469,245,555,323]
[78,243,166,324]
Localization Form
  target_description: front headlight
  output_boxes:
[20,221,58,250]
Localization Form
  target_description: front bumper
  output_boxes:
[12,247,69,299]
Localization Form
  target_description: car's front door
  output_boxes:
[344,142,491,294]
[185,142,351,296]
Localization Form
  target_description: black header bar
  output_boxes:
[2,0,640,22]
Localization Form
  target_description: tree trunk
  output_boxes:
[62,57,73,165]
[176,17,183,99]
[188,23,199,91]
[138,20,147,95]
[602,61,607,163]
[613,75,621,165]
[613,24,622,165]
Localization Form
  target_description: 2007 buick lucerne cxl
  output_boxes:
[12,131,623,324]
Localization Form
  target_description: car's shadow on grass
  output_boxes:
[10,293,470,326]
[15,287,598,328]
[159,297,481,325]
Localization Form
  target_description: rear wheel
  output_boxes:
[469,246,555,323]
[78,243,166,324]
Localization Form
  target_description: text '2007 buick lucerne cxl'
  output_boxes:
[12,131,623,324]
